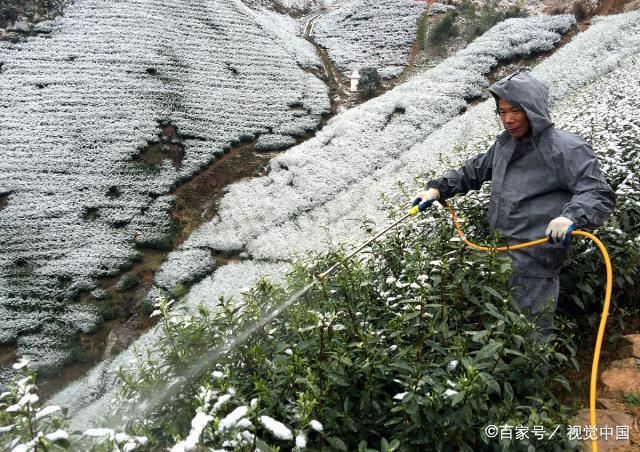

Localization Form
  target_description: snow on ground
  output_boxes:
[313,0,425,78]
[51,12,640,428]
[242,0,350,14]
[0,0,329,375]
[241,0,319,16]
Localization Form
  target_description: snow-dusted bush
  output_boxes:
[313,0,425,78]
[550,54,640,319]
[153,248,214,292]
[0,0,329,372]
[256,133,298,151]
[50,260,287,430]
[0,358,148,450]
[428,2,456,15]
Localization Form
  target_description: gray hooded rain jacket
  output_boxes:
[427,72,616,278]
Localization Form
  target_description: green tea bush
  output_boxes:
[429,10,459,45]
[558,140,640,331]
[358,67,382,100]
[0,360,148,451]
[115,274,139,292]
[472,3,528,38]
[110,191,579,451]
[456,0,528,39]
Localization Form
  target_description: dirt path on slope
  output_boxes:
[303,11,351,111]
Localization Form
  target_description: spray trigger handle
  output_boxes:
[411,197,435,213]
[561,224,577,248]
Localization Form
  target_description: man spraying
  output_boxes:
[413,71,616,336]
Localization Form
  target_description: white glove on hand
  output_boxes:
[414,188,440,203]
[545,216,574,243]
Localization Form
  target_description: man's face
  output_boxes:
[498,98,531,139]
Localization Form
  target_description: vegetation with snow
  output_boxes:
[0,0,329,376]
[313,0,424,78]
[0,0,639,449]
[45,11,640,432]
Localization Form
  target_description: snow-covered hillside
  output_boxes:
[313,0,424,78]
[0,0,329,374]
[242,0,326,16]
[53,11,640,428]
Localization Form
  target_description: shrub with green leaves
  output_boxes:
[0,360,69,450]
[454,0,528,39]
[110,192,579,451]
[556,116,640,330]
[358,67,382,99]
[429,10,459,45]
[115,273,139,292]
[471,3,528,38]
[0,359,148,451]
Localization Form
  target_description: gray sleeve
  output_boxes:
[426,143,495,200]
[560,143,616,229]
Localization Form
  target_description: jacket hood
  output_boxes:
[488,72,553,137]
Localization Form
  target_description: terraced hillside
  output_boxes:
[313,0,424,78]
[0,0,329,375]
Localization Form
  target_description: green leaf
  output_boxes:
[571,294,585,310]
[571,356,580,371]
[326,436,348,451]
[476,341,502,361]
[554,375,571,391]
[339,356,353,366]
[255,438,274,452]
[450,390,466,406]
[471,330,490,342]
[329,373,350,386]
[484,302,502,318]
[486,378,501,395]
[405,395,419,415]
[384,415,405,425]
[482,285,504,300]
[389,362,414,373]
[503,381,514,403]
[479,372,501,395]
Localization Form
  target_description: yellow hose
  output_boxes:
[444,205,612,452]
